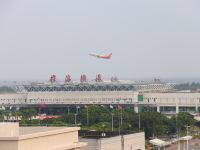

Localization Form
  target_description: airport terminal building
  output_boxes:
[1,78,200,115]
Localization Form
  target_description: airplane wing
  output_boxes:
[89,53,100,58]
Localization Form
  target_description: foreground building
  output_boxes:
[0,123,86,150]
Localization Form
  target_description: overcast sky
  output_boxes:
[0,0,200,80]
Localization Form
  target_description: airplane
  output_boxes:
[89,53,112,59]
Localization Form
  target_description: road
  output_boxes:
[166,138,200,150]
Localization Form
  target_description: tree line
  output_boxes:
[175,82,200,91]
[0,105,197,138]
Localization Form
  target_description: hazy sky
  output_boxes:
[0,0,200,80]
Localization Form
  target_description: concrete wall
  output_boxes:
[18,130,79,150]
[101,136,121,150]
[79,138,100,150]
[0,141,18,150]
[123,132,145,150]
[80,132,145,150]
[0,123,19,137]
[0,123,19,150]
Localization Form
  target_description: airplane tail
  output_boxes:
[108,53,112,58]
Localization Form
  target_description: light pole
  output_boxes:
[176,113,181,150]
[120,109,123,126]
[86,106,89,125]
[76,106,80,114]
[64,106,67,124]
[111,113,114,132]
[139,113,141,131]
[67,106,70,115]
[118,115,121,136]
[39,107,41,126]
[74,114,77,126]
[185,125,190,150]
[129,124,132,132]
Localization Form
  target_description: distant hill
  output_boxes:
[175,82,200,91]
[0,86,16,93]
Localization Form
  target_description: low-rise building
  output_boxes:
[79,132,145,150]
[0,123,86,150]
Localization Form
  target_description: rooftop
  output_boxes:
[0,123,87,150]
[0,123,80,140]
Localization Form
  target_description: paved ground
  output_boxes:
[166,138,200,150]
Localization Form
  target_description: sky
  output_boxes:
[0,0,200,81]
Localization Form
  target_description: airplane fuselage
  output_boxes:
[89,53,112,59]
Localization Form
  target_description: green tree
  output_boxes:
[89,122,111,131]
[62,113,76,125]
[170,112,195,132]
[21,109,37,123]
[15,111,22,121]
[0,111,4,121]
[140,112,170,138]
[80,105,111,126]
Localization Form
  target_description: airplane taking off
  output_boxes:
[89,53,112,59]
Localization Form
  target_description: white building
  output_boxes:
[0,91,200,114]
[142,92,200,114]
